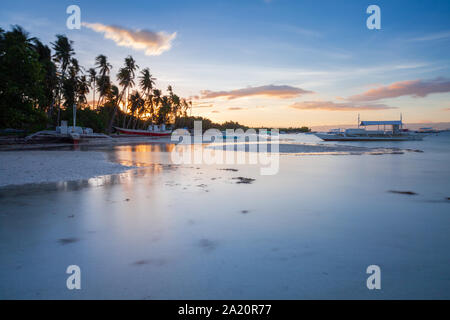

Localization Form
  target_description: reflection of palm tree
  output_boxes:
[52,34,74,124]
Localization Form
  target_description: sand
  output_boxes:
[0,151,135,187]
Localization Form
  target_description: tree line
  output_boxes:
[0,25,197,133]
[0,25,310,134]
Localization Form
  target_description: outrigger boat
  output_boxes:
[114,124,172,137]
[315,115,423,141]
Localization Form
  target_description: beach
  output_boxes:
[0,133,449,299]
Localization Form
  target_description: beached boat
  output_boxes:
[114,124,172,137]
[315,118,423,141]
[25,122,111,145]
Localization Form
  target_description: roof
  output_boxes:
[360,121,402,126]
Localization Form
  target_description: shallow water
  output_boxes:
[0,133,449,299]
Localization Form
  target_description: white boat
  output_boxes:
[114,124,172,137]
[315,117,422,141]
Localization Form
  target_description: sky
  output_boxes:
[1,0,450,127]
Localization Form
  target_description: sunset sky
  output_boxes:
[2,0,450,127]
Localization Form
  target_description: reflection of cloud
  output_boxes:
[290,101,397,111]
[82,22,176,56]
[349,78,450,101]
[211,110,220,113]
[201,85,313,100]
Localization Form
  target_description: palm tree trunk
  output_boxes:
[107,88,126,134]
[92,78,96,110]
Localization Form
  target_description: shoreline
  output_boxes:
[0,150,135,188]
[0,135,174,151]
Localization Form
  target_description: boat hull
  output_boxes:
[114,127,172,137]
[314,133,423,141]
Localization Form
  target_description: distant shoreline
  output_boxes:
[311,122,450,132]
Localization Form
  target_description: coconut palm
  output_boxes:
[126,91,144,128]
[107,56,138,133]
[95,54,112,77]
[96,75,111,107]
[51,34,74,124]
[88,68,97,109]
[32,38,57,114]
[77,75,90,106]
[121,56,139,127]
[94,55,112,108]
[139,68,156,123]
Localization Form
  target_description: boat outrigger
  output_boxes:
[114,124,172,137]
[315,115,423,141]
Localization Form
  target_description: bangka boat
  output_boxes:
[315,117,423,141]
[114,124,172,137]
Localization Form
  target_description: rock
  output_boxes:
[388,190,418,195]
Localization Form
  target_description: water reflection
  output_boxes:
[0,143,180,198]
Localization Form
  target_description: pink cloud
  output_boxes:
[290,101,397,111]
[201,85,313,100]
[348,78,450,101]
[83,22,176,56]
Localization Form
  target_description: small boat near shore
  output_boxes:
[315,117,423,141]
[114,124,172,137]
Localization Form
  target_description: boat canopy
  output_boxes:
[360,120,402,126]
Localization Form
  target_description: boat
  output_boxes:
[315,116,423,141]
[25,122,111,144]
[114,124,172,137]
[416,127,439,134]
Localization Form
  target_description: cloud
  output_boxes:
[228,107,244,110]
[193,104,214,108]
[408,31,450,42]
[290,101,397,111]
[348,78,450,102]
[443,108,450,111]
[201,85,313,100]
[82,22,176,56]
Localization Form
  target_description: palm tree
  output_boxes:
[121,56,139,128]
[61,57,81,110]
[151,89,162,124]
[126,91,144,128]
[107,56,138,133]
[96,75,111,107]
[139,68,156,124]
[51,34,74,124]
[88,68,97,109]
[94,54,112,108]
[77,75,90,106]
[157,96,172,125]
[32,38,57,115]
[95,54,112,77]
[139,68,156,96]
